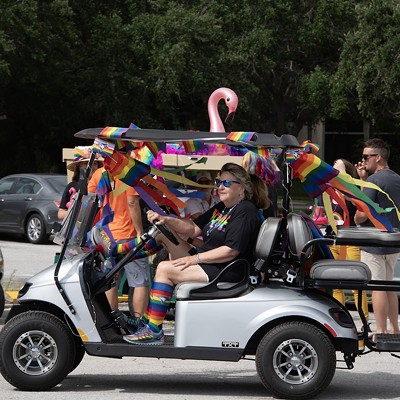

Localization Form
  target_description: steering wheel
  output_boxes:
[153,221,179,246]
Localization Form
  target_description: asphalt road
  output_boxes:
[1,236,400,399]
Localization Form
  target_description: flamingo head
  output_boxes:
[208,87,239,132]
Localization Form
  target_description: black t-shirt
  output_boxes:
[194,199,262,268]
[59,181,79,210]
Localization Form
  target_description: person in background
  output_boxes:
[123,163,262,345]
[250,174,271,219]
[329,159,369,322]
[185,171,219,219]
[354,138,400,335]
[88,166,148,327]
[58,148,103,220]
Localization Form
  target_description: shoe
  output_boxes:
[123,325,164,345]
[111,310,143,335]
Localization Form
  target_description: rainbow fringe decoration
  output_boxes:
[226,131,255,143]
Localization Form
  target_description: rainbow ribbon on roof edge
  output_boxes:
[226,131,255,143]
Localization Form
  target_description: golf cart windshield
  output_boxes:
[54,192,99,259]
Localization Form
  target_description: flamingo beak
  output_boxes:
[225,111,236,125]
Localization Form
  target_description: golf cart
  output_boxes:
[1,128,400,400]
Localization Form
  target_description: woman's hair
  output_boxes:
[220,163,253,200]
[334,159,357,179]
[250,174,271,210]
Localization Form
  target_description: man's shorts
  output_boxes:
[124,257,150,287]
[361,251,399,280]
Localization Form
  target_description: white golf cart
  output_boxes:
[1,128,400,400]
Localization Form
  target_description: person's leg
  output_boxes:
[347,246,369,321]
[384,253,400,334]
[124,258,150,317]
[124,260,208,344]
[371,291,389,333]
[362,251,387,333]
[333,289,346,305]
[106,285,119,311]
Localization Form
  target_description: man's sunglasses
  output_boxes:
[362,153,378,161]
[215,179,241,188]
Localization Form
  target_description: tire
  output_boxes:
[70,335,85,374]
[0,284,5,318]
[0,311,76,391]
[26,214,49,244]
[256,321,336,400]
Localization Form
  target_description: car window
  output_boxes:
[46,176,67,193]
[0,177,17,194]
[15,178,42,195]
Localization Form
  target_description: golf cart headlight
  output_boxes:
[18,282,32,299]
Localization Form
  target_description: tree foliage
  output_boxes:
[0,0,398,175]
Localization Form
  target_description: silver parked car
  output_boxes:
[0,173,67,244]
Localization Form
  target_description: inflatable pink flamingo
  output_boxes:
[207,87,239,132]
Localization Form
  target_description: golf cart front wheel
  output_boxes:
[0,311,76,390]
[256,321,336,400]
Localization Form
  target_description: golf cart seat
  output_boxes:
[175,259,250,300]
[286,213,372,283]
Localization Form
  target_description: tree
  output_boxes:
[331,0,400,128]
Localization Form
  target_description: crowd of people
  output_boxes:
[59,137,400,344]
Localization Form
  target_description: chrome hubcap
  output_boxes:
[273,339,318,384]
[13,330,58,375]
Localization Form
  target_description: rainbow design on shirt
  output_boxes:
[206,209,232,236]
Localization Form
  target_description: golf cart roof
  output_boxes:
[74,127,301,149]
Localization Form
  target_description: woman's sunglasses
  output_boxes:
[215,179,241,188]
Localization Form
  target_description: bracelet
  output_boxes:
[187,237,194,245]
[195,253,201,264]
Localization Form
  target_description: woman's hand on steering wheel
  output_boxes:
[146,209,179,245]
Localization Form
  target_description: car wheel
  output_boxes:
[0,311,76,391]
[256,321,336,400]
[0,285,4,318]
[26,214,49,244]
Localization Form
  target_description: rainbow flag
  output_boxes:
[144,141,166,157]
[300,140,320,154]
[226,131,255,143]
[105,151,150,188]
[93,138,115,158]
[183,140,204,154]
[99,126,128,138]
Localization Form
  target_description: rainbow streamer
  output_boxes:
[291,152,396,231]
[226,131,255,143]
[99,126,129,138]
[183,140,204,154]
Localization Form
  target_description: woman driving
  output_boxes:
[123,162,262,345]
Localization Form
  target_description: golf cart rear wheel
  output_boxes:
[0,311,76,390]
[256,321,336,400]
